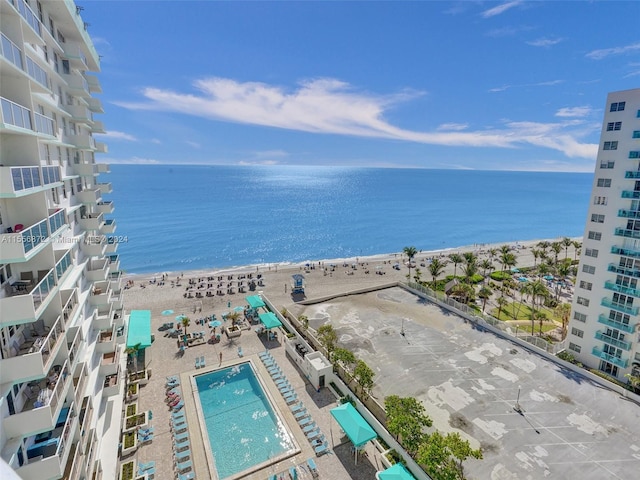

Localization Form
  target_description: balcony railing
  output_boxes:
[594,331,632,351]
[597,314,636,334]
[614,227,640,239]
[62,290,78,324]
[625,171,640,179]
[26,55,50,90]
[55,250,73,282]
[600,297,640,315]
[591,347,629,369]
[604,280,640,298]
[607,263,640,279]
[618,209,640,219]
[611,245,640,258]
[1,32,24,70]
[1,96,32,130]
[95,201,113,214]
[11,0,42,37]
[621,190,640,199]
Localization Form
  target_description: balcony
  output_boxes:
[591,347,629,369]
[87,98,103,113]
[96,327,117,354]
[1,96,33,131]
[81,235,106,257]
[16,404,78,480]
[76,187,101,204]
[95,141,108,154]
[2,361,71,438]
[103,369,122,397]
[63,43,88,70]
[84,74,102,94]
[67,133,95,150]
[96,201,114,214]
[94,303,113,330]
[105,237,119,254]
[0,165,62,197]
[604,280,640,298]
[0,314,67,383]
[72,363,88,408]
[597,314,637,334]
[107,254,120,274]
[96,163,110,174]
[611,245,640,258]
[89,281,111,306]
[66,104,92,124]
[1,32,24,71]
[79,212,104,231]
[11,0,42,41]
[607,263,640,279]
[99,351,119,376]
[614,227,640,239]
[109,271,123,293]
[0,268,57,327]
[97,182,112,194]
[101,218,116,234]
[73,162,96,176]
[91,120,105,134]
[62,72,90,97]
[618,209,640,219]
[621,190,640,199]
[86,258,108,282]
[600,297,640,316]
[594,331,632,351]
[0,209,66,262]
[625,171,640,179]
[110,291,124,311]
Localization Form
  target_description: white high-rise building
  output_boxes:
[0,1,125,478]
[568,88,640,381]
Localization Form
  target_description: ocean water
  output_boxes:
[105,165,593,274]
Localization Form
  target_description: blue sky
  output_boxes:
[85,1,639,171]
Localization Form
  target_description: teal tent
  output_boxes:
[246,295,266,309]
[127,310,152,348]
[376,463,415,480]
[330,403,377,464]
[259,312,282,330]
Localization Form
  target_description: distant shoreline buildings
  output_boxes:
[0,1,124,478]
[569,88,640,381]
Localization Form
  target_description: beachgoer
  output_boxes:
[284,283,287,293]
[219,352,222,366]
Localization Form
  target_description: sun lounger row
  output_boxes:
[137,460,155,478]
[195,355,206,369]
[171,409,194,477]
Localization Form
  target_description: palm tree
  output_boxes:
[522,280,549,335]
[555,259,573,300]
[477,286,493,312]
[413,267,422,284]
[572,240,582,261]
[462,258,478,284]
[448,253,463,278]
[496,295,509,320]
[181,316,191,336]
[562,237,573,260]
[403,246,418,284]
[554,303,571,340]
[487,248,498,263]
[479,259,493,279]
[500,251,517,274]
[537,240,550,256]
[125,342,142,373]
[551,242,562,265]
[531,249,541,267]
[428,258,448,290]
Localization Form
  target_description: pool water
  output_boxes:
[195,362,295,479]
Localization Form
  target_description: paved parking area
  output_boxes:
[293,287,640,480]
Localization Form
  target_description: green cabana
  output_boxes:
[258,312,282,330]
[330,402,377,463]
[127,310,152,348]
[246,295,266,309]
[376,463,415,480]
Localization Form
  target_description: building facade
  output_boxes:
[0,1,125,478]
[569,88,640,381]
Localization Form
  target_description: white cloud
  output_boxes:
[95,130,137,141]
[481,1,522,18]
[586,41,640,60]
[437,123,468,131]
[489,85,511,93]
[555,106,593,118]
[527,37,563,47]
[101,156,160,165]
[116,76,597,159]
[489,79,562,93]
[150,138,162,144]
[186,141,201,149]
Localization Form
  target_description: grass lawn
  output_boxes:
[490,300,562,324]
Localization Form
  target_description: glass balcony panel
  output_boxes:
[594,331,632,351]
[591,347,628,368]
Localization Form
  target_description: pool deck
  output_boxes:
[132,319,381,480]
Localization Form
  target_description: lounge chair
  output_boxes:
[294,410,308,420]
[138,426,154,436]
[174,448,191,461]
[174,441,190,453]
[175,459,193,474]
[237,347,243,357]
[172,411,186,420]
[173,431,189,443]
[171,423,187,434]
[172,401,184,412]
[166,379,180,388]
[278,385,292,394]
[298,417,312,427]
[289,402,304,413]
[314,442,328,456]
[177,472,195,480]
[306,429,321,440]
[138,433,154,443]
[289,466,298,480]
[137,461,155,472]
[284,393,297,404]
[168,397,182,407]
[307,458,319,478]
[302,422,316,433]
[258,351,271,358]
[275,378,289,387]
[195,356,201,369]
[200,355,205,368]
[137,466,155,477]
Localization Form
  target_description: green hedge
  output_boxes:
[490,271,511,281]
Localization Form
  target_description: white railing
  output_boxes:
[1,96,32,130]
[11,0,42,37]
[34,111,55,136]
[26,55,50,89]
[38,314,65,367]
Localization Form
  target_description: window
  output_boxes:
[579,281,592,291]
[571,327,584,338]
[62,59,70,75]
[603,141,618,150]
[582,264,596,274]
[576,296,590,307]
[637,109,640,118]
[591,214,605,223]
[610,101,626,112]
[633,131,640,139]
[585,248,598,257]
[573,312,587,323]
[597,178,611,187]
[630,151,640,159]
[568,343,582,353]
[588,231,602,241]
[594,196,607,205]
[600,161,615,169]
[57,30,65,44]
[53,52,59,73]
[607,122,622,131]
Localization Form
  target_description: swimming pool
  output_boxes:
[194,362,297,479]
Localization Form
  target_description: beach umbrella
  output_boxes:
[233,306,245,313]
[543,275,554,280]
[176,314,187,321]
[162,309,174,316]
[209,320,222,328]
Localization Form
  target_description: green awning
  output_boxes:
[127,310,152,349]
[246,295,265,309]
[259,312,282,330]
[376,463,415,480]
[330,402,377,447]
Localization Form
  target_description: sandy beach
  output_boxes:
[123,237,581,315]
